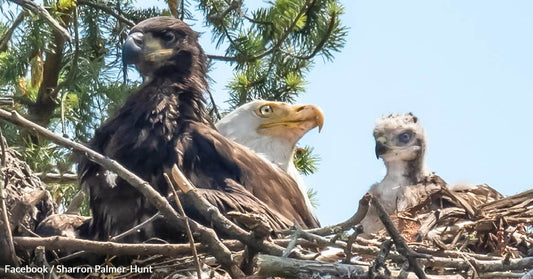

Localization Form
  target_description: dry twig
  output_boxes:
[164,173,202,279]
[372,196,428,279]
[304,193,371,236]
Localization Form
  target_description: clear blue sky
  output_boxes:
[135,1,533,226]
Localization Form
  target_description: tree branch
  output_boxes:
[34,172,77,184]
[303,193,371,236]
[164,173,202,279]
[207,0,241,24]
[207,54,238,61]
[253,254,368,278]
[13,236,235,257]
[282,13,337,60]
[77,0,135,27]
[372,196,428,279]
[243,0,311,62]
[0,11,26,53]
[7,0,71,42]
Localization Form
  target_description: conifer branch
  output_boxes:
[0,11,26,53]
[7,0,71,41]
[206,54,238,61]
[243,0,313,62]
[77,0,135,27]
[282,14,337,60]
[207,0,241,25]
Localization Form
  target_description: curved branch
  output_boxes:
[77,0,135,27]
[0,11,26,52]
[303,193,371,236]
[7,0,71,42]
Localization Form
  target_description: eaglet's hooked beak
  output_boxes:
[122,32,144,82]
[123,32,144,66]
[122,31,177,81]
[375,136,388,159]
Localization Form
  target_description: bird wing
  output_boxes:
[177,121,320,229]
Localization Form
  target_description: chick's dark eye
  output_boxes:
[161,32,175,42]
[397,131,412,144]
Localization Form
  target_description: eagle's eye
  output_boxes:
[397,131,413,145]
[161,32,176,43]
[258,105,273,116]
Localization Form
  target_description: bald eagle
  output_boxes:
[215,100,324,219]
[78,17,319,242]
[361,113,503,234]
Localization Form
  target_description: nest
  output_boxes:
[1,134,533,278]
[2,148,55,235]
[0,139,55,266]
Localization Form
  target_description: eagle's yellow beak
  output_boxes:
[257,102,324,139]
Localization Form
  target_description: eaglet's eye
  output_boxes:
[397,131,413,145]
[161,32,175,42]
[258,105,273,116]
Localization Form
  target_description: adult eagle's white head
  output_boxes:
[216,100,324,215]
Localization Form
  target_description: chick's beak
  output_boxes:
[375,136,388,159]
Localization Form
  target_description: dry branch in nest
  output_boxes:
[1,107,533,278]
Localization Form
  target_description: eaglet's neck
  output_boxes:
[381,154,429,189]
[386,161,428,187]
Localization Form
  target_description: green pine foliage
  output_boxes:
[0,0,346,212]
[202,0,348,108]
[294,145,321,208]
[294,145,320,175]
[307,187,319,208]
